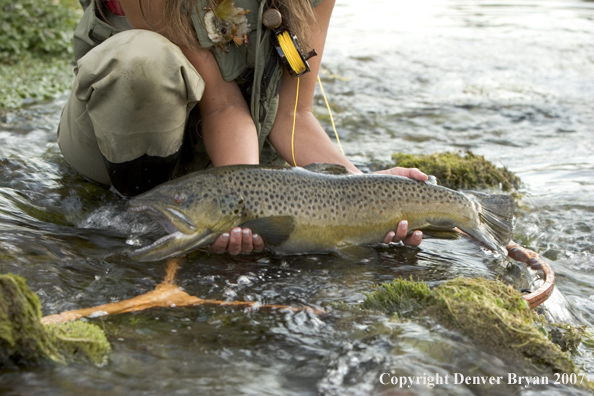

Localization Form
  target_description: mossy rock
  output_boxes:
[0,273,59,366]
[360,277,432,318]
[544,322,592,354]
[360,277,593,389]
[0,273,111,367]
[388,151,521,191]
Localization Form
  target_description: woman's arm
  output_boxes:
[119,0,260,167]
[267,0,352,171]
[268,0,423,246]
[119,0,264,254]
[120,0,421,251]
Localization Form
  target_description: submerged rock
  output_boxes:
[360,277,593,390]
[0,273,111,367]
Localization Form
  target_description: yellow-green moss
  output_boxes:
[0,273,111,367]
[0,273,60,365]
[544,323,592,354]
[45,321,111,366]
[387,151,521,191]
[360,277,593,389]
[360,277,432,318]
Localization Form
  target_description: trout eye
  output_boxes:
[173,193,186,204]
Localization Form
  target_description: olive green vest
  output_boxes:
[73,0,322,165]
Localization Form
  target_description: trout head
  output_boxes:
[126,174,244,261]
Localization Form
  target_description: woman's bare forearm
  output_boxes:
[200,104,260,166]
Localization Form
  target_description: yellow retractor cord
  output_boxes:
[291,77,300,166]
[316,74,343,155]
[278,30,344,166]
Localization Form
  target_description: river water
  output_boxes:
[1,0,593,394]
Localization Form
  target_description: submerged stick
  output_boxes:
[41,258,322,324]
[41,241,554,324]
[456,229,555,309]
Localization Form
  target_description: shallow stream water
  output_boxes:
[1,0,593,394]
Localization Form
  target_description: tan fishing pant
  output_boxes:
[57,30,205,186]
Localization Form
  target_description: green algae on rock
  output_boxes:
[544,322,593,355]
[360,277,592,388]
[387,151,521,191]
[0,273,111,367]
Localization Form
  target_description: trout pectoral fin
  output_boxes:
[239,216,296,246]
[336,245,378,263]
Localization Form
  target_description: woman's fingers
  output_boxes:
[404,231,423,247]
[373,167,428,182]
[210,228,265,254]
[210,232,230,254]
[227,228,243,255]
[214,221,423,254]
[382,220,423,247]
[252,234,265,252]
[241,229,253,253]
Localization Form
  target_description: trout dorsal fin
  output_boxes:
[239,216,296,246]
[302,163,350,175]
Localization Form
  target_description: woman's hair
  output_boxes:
[96,0,317,50]
[267,0,317,51]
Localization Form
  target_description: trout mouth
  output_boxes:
[127,205,196,235]
[126,204,204,261]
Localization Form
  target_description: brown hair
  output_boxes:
[266,0,317,51]
[96,0,317,50]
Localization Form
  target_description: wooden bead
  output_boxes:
[263,9,282,29]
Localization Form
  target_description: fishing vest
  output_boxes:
[73,0,323,164]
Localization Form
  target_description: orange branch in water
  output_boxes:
[40,241,555,325]
[41,258,322,324]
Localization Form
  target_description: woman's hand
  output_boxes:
[210,228,265,255]
[383,220,423,247]
[374,167,427,247]
[210,166,428,253]
[373,166,428,182]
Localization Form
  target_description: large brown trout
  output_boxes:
[126,164,514,261]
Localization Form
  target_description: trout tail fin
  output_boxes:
[463,191,514,254]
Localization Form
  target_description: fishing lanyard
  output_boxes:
[269,11,344,166]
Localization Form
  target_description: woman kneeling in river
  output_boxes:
[57,0,426,254]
